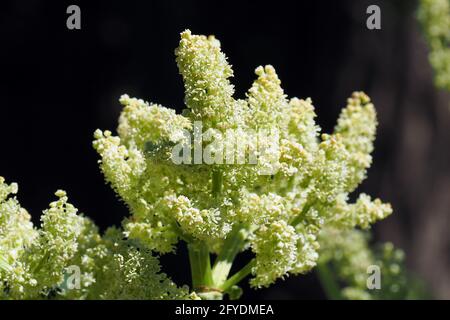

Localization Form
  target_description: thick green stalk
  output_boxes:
[316,262,343,300]
[212,224,248,286]
[188,241,213,290]
[188,241,222,299]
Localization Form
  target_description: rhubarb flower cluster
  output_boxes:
[93,30,392,288]
[0,177,190,299]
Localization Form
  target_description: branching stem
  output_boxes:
[212,224,248,286]
[220,259,255,293]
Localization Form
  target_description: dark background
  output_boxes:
[1,0,449,299]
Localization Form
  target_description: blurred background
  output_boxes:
[0,0,449,299]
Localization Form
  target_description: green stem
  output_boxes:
[211,169,223,198]
[0,255,12,272]
[212,224,248,286]
[220,259,255,293]
[316,262,342,300]
[290,201,314,227]
[188,241,213,290]
[32,250,50,274]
